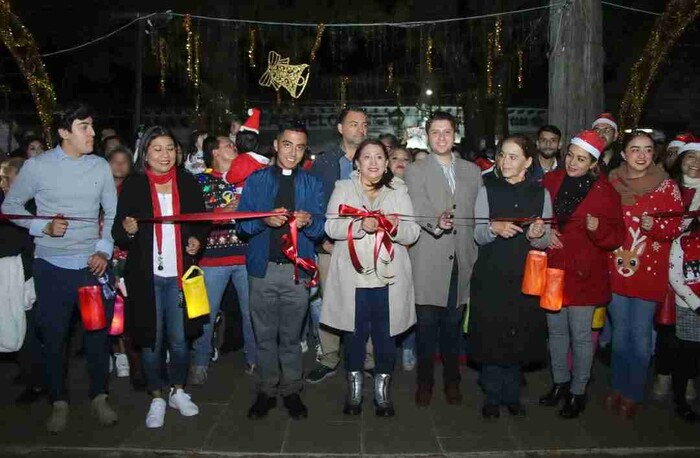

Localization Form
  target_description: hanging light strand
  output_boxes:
[517,49,524,89]
[309,22,325,62]
[248,27,257,68]
[157,37,167,95]
[426,35,434,74]
[183,14,193,83]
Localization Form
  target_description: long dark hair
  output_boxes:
[353,139,394,190]
[136,125,177,173]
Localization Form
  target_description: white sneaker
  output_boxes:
[114,353,130,378]
[687,379,697,402]
[168,388,199,416]
[301,340,309,353]
[146,398,166,428]
[652,374,672,399]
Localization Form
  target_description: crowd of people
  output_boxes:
[1,101,700,435]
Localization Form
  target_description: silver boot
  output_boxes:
[374,373,395,417]
[343,371,363,415]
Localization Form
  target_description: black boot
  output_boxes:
[675,403,698,423]
[559,393,586,419]
[343,371,363,415]
[539,382,570,406]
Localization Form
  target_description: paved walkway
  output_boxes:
[1,349,699,457]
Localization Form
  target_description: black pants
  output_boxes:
[416,260,463,386]
[672,338,700,407]
[655,324,678,376]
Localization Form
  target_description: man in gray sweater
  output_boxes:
[2,103,118,433]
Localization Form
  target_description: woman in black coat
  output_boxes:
[467,134,552,419]
[112,126,208,429]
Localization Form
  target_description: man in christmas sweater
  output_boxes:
[190,135,257,384]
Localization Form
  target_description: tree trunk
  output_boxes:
[548,0,603,143]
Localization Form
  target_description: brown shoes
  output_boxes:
[604,392,638,418]
[604,392,622,413]
[444,383,462,405]
[415,383,433,407]
[619,398,638,419]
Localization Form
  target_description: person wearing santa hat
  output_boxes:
[540,130,625,419]
[225,108,270,190]
[592,112,621,170]
[652,137,700,404]
[661,132,695,172]
[605,130,684,418]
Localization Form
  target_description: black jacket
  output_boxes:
[112,169,209,349]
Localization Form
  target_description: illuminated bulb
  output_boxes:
[425,89,433,96]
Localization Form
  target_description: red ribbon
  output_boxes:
[280,216,319,287]
[337,204,398,275]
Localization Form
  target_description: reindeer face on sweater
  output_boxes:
[613,226,647,278]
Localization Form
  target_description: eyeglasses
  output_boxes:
[594,127,615,136]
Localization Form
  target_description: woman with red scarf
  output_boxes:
[113,126,208,429]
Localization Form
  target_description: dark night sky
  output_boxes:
[3,0,697,134]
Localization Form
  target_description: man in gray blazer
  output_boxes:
[405,111,482,406]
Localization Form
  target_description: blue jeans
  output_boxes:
[141,276,189,392]
[608,294,657,401]
[546,306,596,395]
[401,329,416,352]
[193,264,255,367]
[344,286,396,374]
[479,363,521,406]
[33,259,114,402]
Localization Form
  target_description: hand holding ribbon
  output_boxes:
[281,214,319,287]
[337,204,398,275]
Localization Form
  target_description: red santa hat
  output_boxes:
[591,112,618,133]
[570,129,607,160]
[240,108,261,134]
[678,138,700,157]
[669,132,695,150]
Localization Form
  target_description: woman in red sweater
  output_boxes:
[541,131,625,419]
[605,131,684,418]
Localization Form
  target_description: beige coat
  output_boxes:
[320,174,420,336]
[405,154,482,307]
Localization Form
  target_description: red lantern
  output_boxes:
[109,294,125,336]
[522,250,548,296]
[540,268,565,312]
[78,286,107,331]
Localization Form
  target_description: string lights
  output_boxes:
[426,35,434,74]
[618,0,700,130]
[0,0,56,144]
[248,27,257,68]
[157,37,167,95]
[309,23,325,62]
[183,14,193,82]
[517,49,524,89]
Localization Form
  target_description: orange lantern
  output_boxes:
[109,294,125,336]
[522,250,548,296]
[78,285,107,331]
[540,268,565,311]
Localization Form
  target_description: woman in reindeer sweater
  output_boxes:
[605,131,684,418]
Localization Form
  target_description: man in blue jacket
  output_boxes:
[238,122,326,420]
